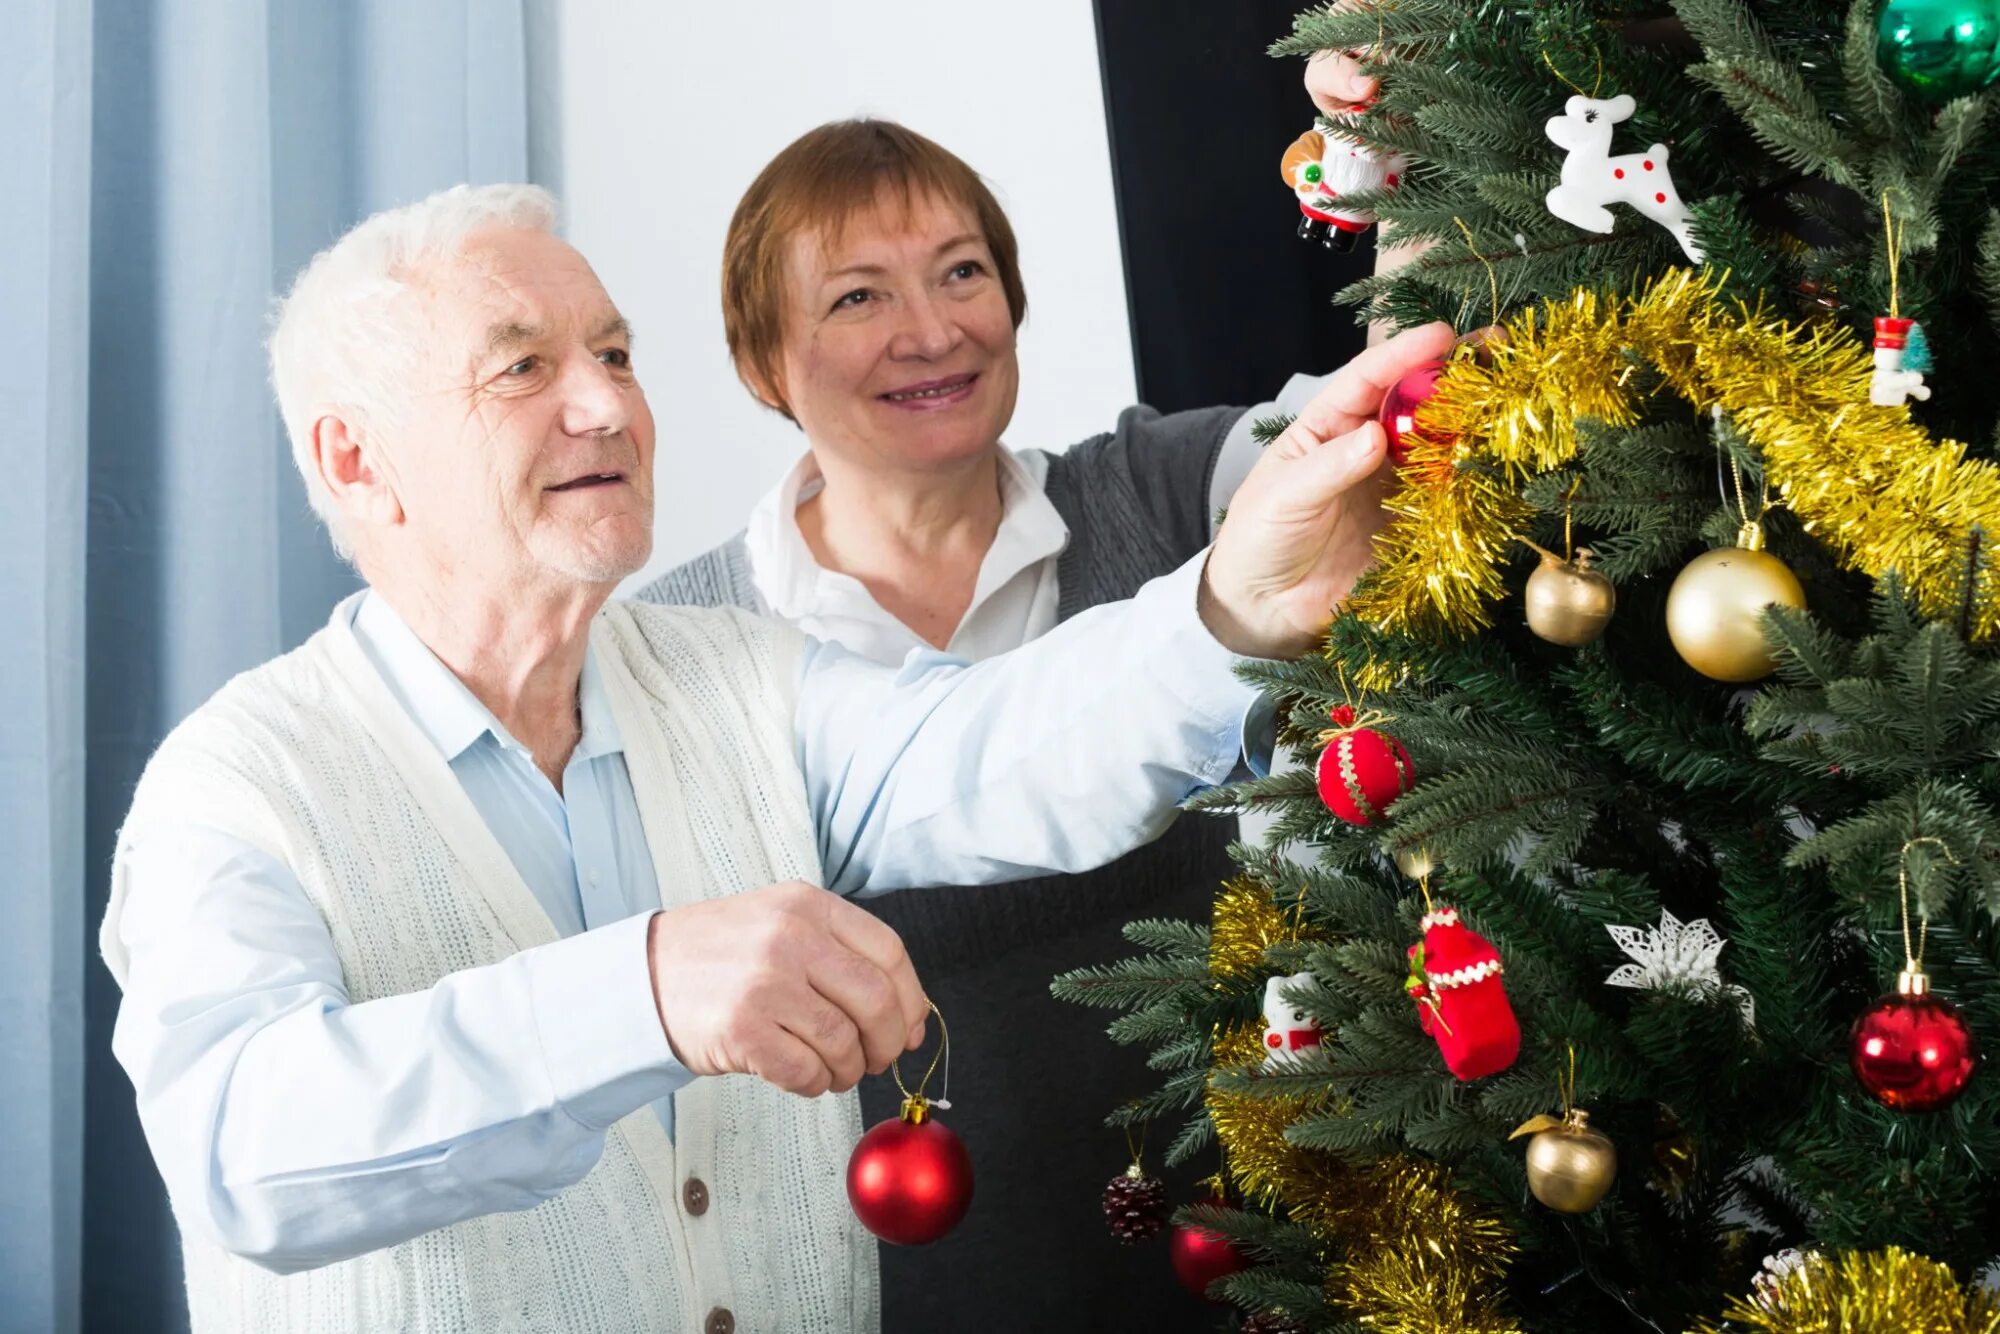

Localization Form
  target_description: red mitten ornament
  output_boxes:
[1406,907,1520,1080]
[1315,704,1414,826]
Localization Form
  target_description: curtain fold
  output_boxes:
[3,2,533,1326]
[1,4,93,1332]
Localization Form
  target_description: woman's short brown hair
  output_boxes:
[722,119,1028,420]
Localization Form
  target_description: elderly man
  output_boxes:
[101,182,1455,1334]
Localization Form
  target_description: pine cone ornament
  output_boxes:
[1241,1313,1309,1334]
[1102,1163,1169,1243]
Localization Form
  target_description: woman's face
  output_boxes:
[769,189,1020,476]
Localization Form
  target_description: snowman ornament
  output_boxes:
[1869,316,1932,408]
[1543,94,1703,264]
[1261,971,1324,1069]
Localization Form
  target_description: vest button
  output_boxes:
[682,1176,710,1216]
[704,1307,735,1334]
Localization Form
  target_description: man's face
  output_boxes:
[374,226,655,591]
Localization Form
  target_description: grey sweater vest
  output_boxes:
[639,403,1246,1333]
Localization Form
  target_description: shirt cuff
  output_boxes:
[523,911,692,1130]
[1136,550,1272,784]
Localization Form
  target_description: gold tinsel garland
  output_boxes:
[1207,880,1520,1333]
[1353,270,2000,645]
[1690,1247,2000,1334]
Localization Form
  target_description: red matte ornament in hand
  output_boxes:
[848,1007,974,1245]
[1407,907,1520,1081]
[1378,360,1448,466]
[1315,704,1414,826]
[1850,971,1978,1113]
[1168,1195,1249,1300]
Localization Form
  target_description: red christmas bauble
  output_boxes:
[1378,360,1448,466]
[1168,1202,1249,1300]
[1850,988,1978,1113]
[846,1109,975,1245]
[1315,710,1414,826]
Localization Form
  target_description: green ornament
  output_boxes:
[1303,162,1324,186]
[1876,0,2000,102]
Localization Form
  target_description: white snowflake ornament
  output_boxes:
[1604,910,1754,1027]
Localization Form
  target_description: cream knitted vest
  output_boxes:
[103,598,881,1333]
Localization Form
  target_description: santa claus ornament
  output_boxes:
[1315,703,1415,826]
[1543,92,1703,263]
[1406,904,1520,1080]
[1281,108,1407,251]
[1261,971,1324,1070]
[847,1005,975,1245]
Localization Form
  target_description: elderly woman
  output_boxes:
[645,110,1439,1328]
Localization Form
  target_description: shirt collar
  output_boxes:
[742,445,1069,625]
[350,591,624,765]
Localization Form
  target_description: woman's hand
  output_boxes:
[1197,321,1458,659]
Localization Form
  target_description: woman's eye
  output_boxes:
[833,289,871,311]
[948,261,984,281]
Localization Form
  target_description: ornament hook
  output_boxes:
[891,1002,952,1120]
[1896,836,1959,981]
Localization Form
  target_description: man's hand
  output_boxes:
[1305,45,1379,118]
[1199,321,1459,659]
[646,881,930,1098]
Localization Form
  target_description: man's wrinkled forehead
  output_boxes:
[406,227,622,372]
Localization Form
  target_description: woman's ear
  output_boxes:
[739,358,795,422]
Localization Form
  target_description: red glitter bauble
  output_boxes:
[1378,360,1449,466]
[1849,987,1978,1113]
[846,1109,975,1245]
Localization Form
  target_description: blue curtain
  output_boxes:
[5,2,538,1328]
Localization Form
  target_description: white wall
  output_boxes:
[545,0,1138,589]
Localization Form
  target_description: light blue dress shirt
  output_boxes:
[109,553,1268,1273]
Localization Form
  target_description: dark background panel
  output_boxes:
[1095,0,1376,413]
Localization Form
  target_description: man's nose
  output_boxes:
[559,354,633,437]
[888,293,961,361]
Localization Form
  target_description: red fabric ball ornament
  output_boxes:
[1378,360,1448,466]
[1407,907,1520,1081]
[1850,979,1978,1113]
[1168,1197,1249,1301]
[1315,705,1414,826]
[847,1103,975,1245]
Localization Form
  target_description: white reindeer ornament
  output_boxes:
[1544,94,1704,264]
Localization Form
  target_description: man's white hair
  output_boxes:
[268,183,560,557]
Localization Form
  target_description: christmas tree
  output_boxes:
[1055,2,2000,1331]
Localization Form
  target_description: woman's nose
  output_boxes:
[889,293,961,361]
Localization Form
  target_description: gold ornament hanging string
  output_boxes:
[891,1002,951,1120]
[1896,836,1960,979]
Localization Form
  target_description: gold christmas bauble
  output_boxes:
[1393,843,1435,879]
[1665,544,1805,682]
[1524,547,1616,647]
[1520,1111,1617,1213]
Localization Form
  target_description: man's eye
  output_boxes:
[600,347,631,369]
[505,356,538,376]
[833,289,871,311]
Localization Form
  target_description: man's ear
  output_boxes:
[310,413,404,531]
